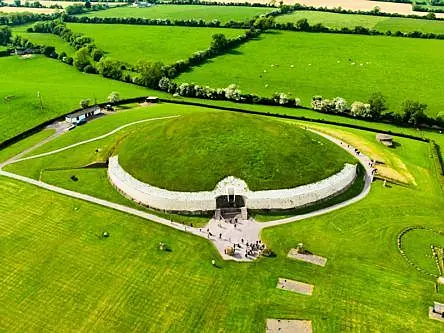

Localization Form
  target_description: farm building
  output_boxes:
[376,133,393,147]
[146,96,159,103]
[65,106,102,124]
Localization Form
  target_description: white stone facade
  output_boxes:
[108,156,357,213]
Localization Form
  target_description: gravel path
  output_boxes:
[0,118,374,262]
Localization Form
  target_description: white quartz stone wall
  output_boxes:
[108,156,357,212]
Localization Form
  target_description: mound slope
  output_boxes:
[118,112,355,191]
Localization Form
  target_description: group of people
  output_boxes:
[244,240,266,258]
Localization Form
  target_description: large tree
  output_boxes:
[0,26,12,46]
[134,61,164,89]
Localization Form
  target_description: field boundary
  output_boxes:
[0,97,431,153]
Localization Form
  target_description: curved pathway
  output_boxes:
[1,115,181,168]
[0,118,374,262]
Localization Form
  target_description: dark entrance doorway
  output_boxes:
[215,195,245,219]
[216,195,245,209]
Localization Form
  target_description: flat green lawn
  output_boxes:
[118,111,355,191]
[0,128,55,163]
[401,228,444,276]
[276,10,444,34]
[2,119,444,331]
[79,4,272,23]
[12,24,75,56]
[178,31,444,117]
[67,23,246,65]
[0,55,164,143]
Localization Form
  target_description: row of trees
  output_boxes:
[274,18,444,40]
[311,94,432,126]
[63,14,260,29]
[157,77,302,107]
[64,13,444,41]
[0,12,60,26]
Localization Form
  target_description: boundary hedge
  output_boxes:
[0,97,430,152]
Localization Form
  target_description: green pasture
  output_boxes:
[178,31,444,117]
[2,114,444,331]
[67,23,246,65]
[79,4,272,23]
[276,10,444,34]
[0,55,162,143]
[12,24,75,56]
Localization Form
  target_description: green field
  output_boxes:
[79,4,272,23]
[1,110,444,330]
[276,10,444,34]
[67,23,246,65]
[12,24,75,56]
[0,56,161,143]
[178,30,444,116]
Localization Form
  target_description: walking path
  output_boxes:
[0,118,374,262]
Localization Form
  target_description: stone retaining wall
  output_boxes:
[108,155,357,213]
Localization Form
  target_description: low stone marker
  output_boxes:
[438,277,444,285]
[266,319,312,333]
[429,302,444,322]
[277,278,314,296]
[288,248,327,267]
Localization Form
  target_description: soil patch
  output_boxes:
[288,248,327,266]
[266,319,312,333]
[277,278,314,295]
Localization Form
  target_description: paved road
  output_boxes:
[0,119,374,262]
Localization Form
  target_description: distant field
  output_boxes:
[67,23,246,65]
[178,31,444,116]
[12,25,75,56]
[79,4,272,23]
[276,10,444,33]
[0,6,57,14]
[0,56,160,143]
[1,0,126,8]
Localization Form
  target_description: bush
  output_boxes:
[262,248,275,257]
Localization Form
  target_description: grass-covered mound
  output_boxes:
[118,112,355,191]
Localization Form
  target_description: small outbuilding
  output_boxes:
[376,133,393,147]
[146,96,159,103]
[65,106,102,125]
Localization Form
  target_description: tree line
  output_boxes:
[63,13,444,41]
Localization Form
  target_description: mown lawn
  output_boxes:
[0,55,163,143]
[67,23,246,65]
[79,4,272,23]
[276,10,444,34]
[178,30,444,117]
[1,118,444,331]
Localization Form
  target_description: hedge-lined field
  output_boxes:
[12,24,75,55]
[178,31,444,116]
[1,116,444,331]
[79,4,273,23]
[276,10,444,34]
[67,23,246,65]
[0,56,159,143]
